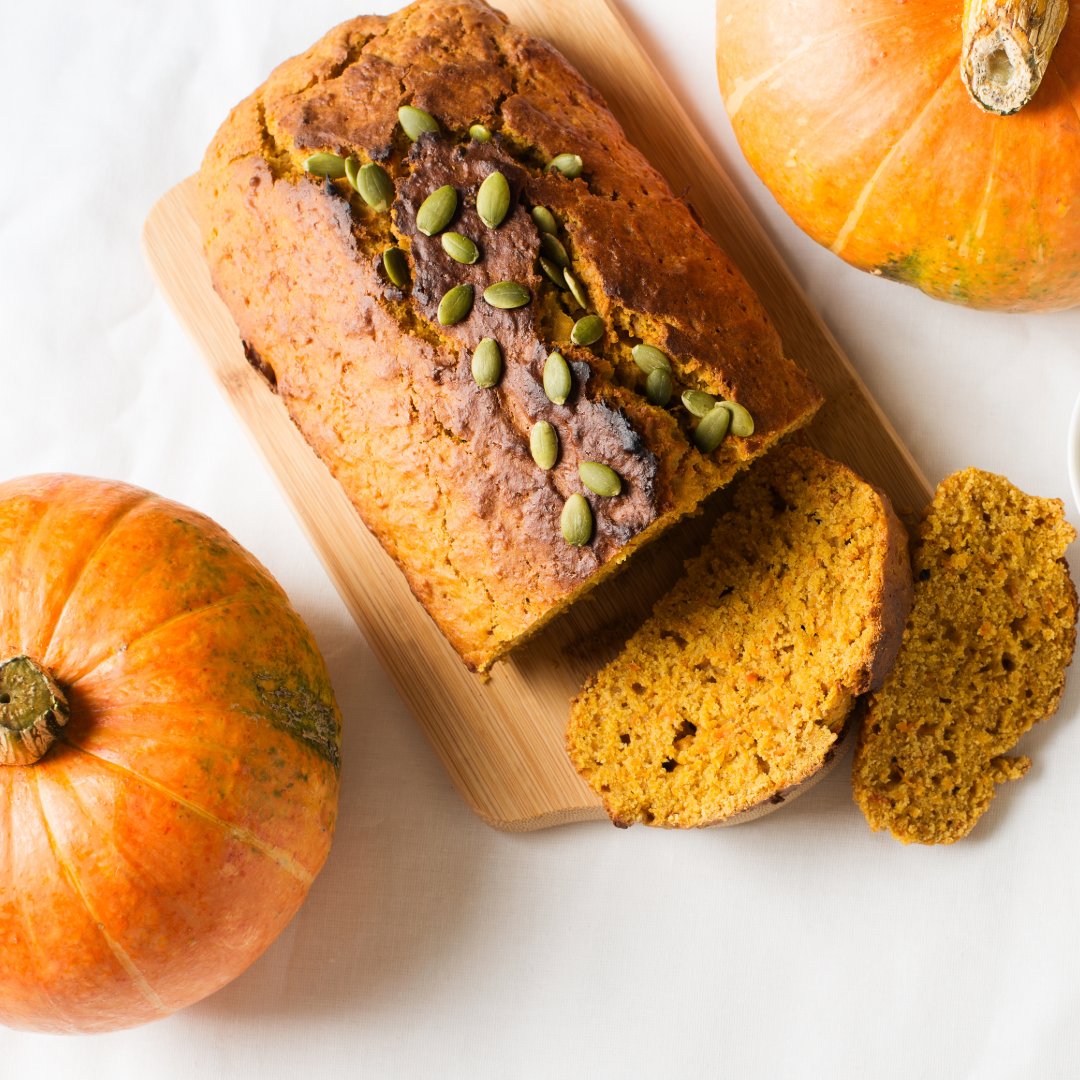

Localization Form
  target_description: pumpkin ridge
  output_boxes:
[61,706,275,755]
[38,754,225,972]
[956,121,1003,262]
[63,587,282,688]
[1,777,68,1027]
[63,742,317,886]
[28,768,169,1015]
[832,61,961,256]
[1053,56,1080,127]
[724,8,908,118]
[35,492,150,664]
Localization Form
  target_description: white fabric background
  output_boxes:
[3,1,1080,1076]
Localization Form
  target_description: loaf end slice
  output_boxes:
[567,446,913,827]
[853,468,1078,845]
[195,0,822,671]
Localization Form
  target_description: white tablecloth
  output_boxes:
[4,1,1080,1076]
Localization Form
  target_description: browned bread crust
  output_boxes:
[567,446,913,827]
[196,0,822,670]
[853,468,1079,845]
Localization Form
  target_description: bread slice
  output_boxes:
[567,446,912,827]
[853,468,1078,845]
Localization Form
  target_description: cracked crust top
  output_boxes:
[196,0,823,670]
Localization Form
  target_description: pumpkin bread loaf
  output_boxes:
[853,469,1078,845]
[567,446,912,827]
[196,0,822,671]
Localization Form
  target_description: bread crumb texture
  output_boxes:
[853,468,1078,845]
[567,446,912,827]
[196,0,821,670]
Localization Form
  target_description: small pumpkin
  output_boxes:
[0,475,341,1033]
[717,0,1080,311]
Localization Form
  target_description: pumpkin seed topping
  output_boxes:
[571,315,604,347]
[631,344,671,375]
[530,421,559,470]
[646,367,672,407]
[382,246,409,288]
[357,162,395,212]
[543,351,572,404]
[693,405,731,454]
[469,124,492,142]
[547,153,584,179]
[441,232,479,264]
[303,152,347,179]
[344,156,362,192]
[561,493,593,546]
[477,171,511,229]
[471,337,502,388]
[438,283,474,326]
[718,401,755,437]
[483,281,531,309]
[417,185,457,236]
[539,233,570,268]
[682,389,717,418]
[531,206,558,234]
[563,269,589,310]
[539,258,568,289]
[398,105,440,141]
[579,462,622,497]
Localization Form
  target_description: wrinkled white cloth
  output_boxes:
[3,1,1080,1077]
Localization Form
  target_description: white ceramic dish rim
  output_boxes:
[1069,391,1080,519]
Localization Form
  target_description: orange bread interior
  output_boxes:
[853,468,1078,844]
[567,445,912,827]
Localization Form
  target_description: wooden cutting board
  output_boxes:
[142,0,932,831]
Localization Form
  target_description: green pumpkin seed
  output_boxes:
[471,338,502,388]
[344,156,362,192]
[357,162,394,212]
[477,171,511,229]
[539,258,567,289]
[303,152,347,179]
[718,401,755,438]
[543,351,572,404]
[469,124,492,142]
[398,105,439,141]
[437,283,473,326]
[561,493,593,546]
[579,462,622,497]
[382,246,409,288]
[417,185,457,236]
[631,344,671,375]
[646,367,672,406]
[694,405,731,454]
[547,153,583,179]
[563,269,589,310]
[540,233,569,268]
[682,389,717,418]
[441,232,479,264]
[530,421,559,470]
[571,314,604,347]
[531,206,558,234]
[483,281,531,309]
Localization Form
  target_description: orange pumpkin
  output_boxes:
[0,475,341,1033]
[716,0,1080,311]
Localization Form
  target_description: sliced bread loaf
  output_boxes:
[567,445,912,827]
[853,468,1078,845]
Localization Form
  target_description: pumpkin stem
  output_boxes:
[0,656,70,766]
[961,0,1069,115]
